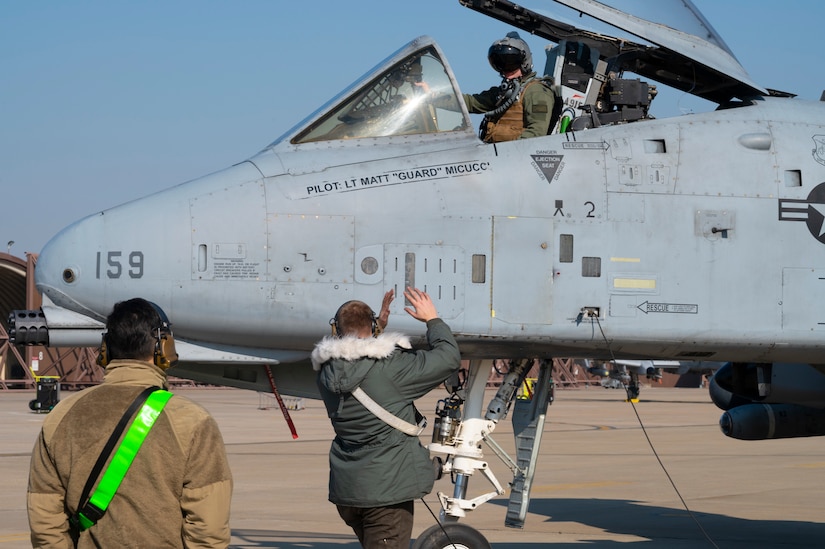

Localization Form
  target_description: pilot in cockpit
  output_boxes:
[292,35,557,145]
[463,32,556,143]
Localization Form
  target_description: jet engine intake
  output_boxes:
[709,362,825,410]
[708,362,767,410]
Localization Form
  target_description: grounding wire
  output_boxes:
[592,315,720,549]
[420,497,459,549]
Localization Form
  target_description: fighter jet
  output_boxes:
[10,0,825,546]
[585,359,722,400]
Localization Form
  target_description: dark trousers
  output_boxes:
[336,500,414,549]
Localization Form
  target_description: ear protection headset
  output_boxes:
[329,301,378,337]
[97,301,179,370]
[96,336,108,367]
[151,304,179,370]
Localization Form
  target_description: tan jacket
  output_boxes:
[27,360,233,548]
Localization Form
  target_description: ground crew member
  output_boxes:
[27,298,233,548]
[311,288,461,549]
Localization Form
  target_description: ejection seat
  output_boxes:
[544,39,654,131]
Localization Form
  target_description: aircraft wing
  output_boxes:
[167,341,319,398]
[613,359,681,369]
[459,0,769,103]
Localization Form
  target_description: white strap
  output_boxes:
[351,387,425,436]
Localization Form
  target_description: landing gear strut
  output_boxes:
[417,358,554,547]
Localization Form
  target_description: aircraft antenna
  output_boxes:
[591,316,721,549]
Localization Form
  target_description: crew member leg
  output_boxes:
[337,501,414,549]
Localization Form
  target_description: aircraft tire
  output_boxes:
[412,522,491,549]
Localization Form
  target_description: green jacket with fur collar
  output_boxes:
[311,318,460,507]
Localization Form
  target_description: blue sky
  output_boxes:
[2,1,823,257]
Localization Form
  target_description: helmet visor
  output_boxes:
[488,44,524,74]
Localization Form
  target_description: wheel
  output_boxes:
[412,522,491,549]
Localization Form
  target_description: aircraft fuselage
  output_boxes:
[36,96,825,364]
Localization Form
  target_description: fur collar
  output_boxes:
[311,332,411,371]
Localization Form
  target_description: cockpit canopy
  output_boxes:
[290,40,469,145]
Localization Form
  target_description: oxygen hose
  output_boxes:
[479,78,523,140]
[482,78,523,119]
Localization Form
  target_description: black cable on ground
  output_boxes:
[593,316,720,549]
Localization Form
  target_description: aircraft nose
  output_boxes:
[35,211,106,316]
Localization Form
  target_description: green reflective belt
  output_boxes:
[76,390,173,531]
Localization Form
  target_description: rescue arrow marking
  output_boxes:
[637,301,698,314]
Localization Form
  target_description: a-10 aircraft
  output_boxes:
[10,0,825,546]
[584,359,722,399]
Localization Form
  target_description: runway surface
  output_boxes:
[2,384,824,548]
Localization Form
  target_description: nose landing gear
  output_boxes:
[413,522,492,549]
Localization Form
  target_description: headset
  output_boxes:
[97,301,179,370]
[329,300,378,337]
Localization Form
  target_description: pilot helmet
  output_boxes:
[487,31,532,77]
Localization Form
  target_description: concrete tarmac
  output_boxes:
[2,385,824,548]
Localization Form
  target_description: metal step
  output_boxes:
[505,360,554,528]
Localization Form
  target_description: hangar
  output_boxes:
[0,252,101,390]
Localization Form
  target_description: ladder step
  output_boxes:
[505,360,554,529]
[506,400,547,528]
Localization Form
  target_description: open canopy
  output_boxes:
[460,0,769,104]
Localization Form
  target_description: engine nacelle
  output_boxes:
[709,362,825,439]
[720,403,825,440]
[709,362,825,410]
